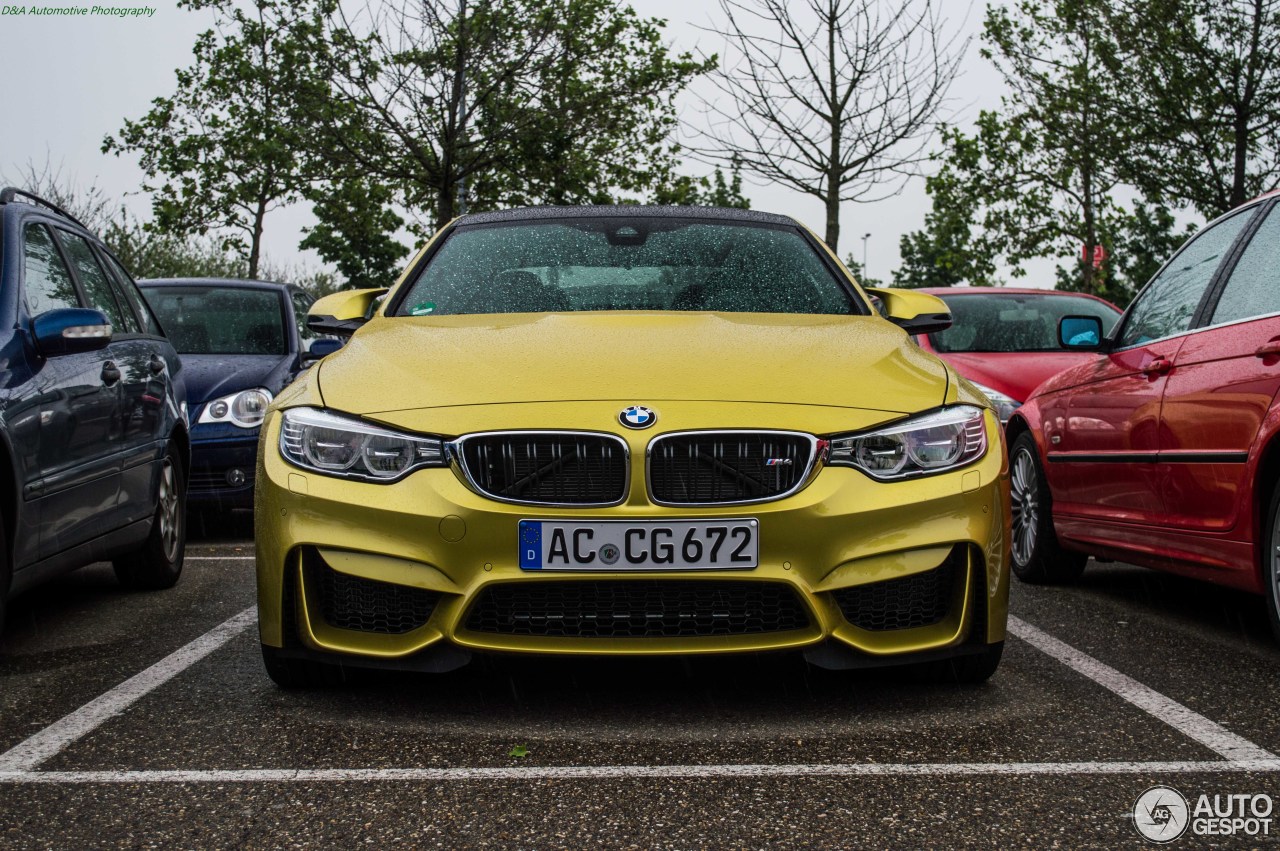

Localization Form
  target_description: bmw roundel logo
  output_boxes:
[619,405,657,429]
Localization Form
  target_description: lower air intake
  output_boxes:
[306,554,440,635]
[832,550,960,631]
[465,580,810,638]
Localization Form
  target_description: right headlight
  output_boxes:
[279,407,447,482]
[968,381,1021,424]
[827,405,988,480]
[198,388,274,428]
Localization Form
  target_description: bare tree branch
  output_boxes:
[692,0,968,250]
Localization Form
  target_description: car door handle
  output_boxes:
[149,355,166,375]
[1140,358,1173,377]
[1255,341,1280,358]
[101,361,121,385]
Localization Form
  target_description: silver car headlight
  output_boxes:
[198,388,274,428]
[968,381,1021,424]
[279,407,446,482]
[827,405,988,480]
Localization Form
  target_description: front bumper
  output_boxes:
[188,426,259,508]
[255,408,1010,668]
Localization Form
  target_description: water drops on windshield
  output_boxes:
[146,287,288,355]
[397,219,860,316]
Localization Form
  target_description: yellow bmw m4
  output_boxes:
[255,206,1010,687]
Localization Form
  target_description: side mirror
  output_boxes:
[863,287,952,335]
[1058,315,1104,350]
[31,308,112,357]
[301,337,344,366]
[306,287,389,337]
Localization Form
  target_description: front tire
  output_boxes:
[1009,431,1086,584]
[114,448,186,590]
[1263,482,1280,643]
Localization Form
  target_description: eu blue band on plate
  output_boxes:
[519,520,542,570]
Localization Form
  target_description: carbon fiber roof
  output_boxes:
[456,205,799,227]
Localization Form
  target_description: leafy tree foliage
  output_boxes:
[901,0,1278,302]
[104,0,332,278]
[1105,0,1280,216]
[650,159,751,208]
[894,140,996,288]
[300,0,711,232]
[900,0,1197,303]
[300,177,408,291]
[104,212,246,280]
[842,257,883,289]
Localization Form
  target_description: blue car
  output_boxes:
[0,188,189,636]
[138,278,333,510]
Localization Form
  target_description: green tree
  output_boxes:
[894,142,996,288]
[302,0,711,232]
[906,1,1151,298]
[104,0,331,277]
[103,211,246,280]
[300,177,408,291]
[1105,0,1280,217]
[842,257,883,289]
[650,159,751,208]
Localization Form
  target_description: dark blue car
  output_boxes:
[138,278,331,510]
[0,189,189,636]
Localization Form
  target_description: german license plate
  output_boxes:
[518,519,759,571]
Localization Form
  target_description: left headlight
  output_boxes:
[198,388,274,428]
[279,407,447,482]
[827,405,988,481]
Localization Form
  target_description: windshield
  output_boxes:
[394,218,859,316]
[143,286,288,355]
[928,293,1122,353]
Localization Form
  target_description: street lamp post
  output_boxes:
[862,233,871,279]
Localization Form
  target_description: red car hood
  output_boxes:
[934,351,1099,403]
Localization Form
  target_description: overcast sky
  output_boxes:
[2,0,1010,284]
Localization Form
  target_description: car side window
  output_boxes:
[101,250,163,336]
[1117,208,1254,348]
[56,230,135,333]
[1211,204,1280,326]
[293,290,317,347]
[23,223,81,315]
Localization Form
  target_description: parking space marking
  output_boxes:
[0,607,257,772]
[4,606,1276,784]
[1008,615,1274,761]
[184,556,255,561]
[3,760,1280,784]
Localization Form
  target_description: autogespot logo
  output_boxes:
[619,405,657,430]
[1134,786,1190,843]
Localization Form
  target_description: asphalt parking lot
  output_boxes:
[3,518,1280,849]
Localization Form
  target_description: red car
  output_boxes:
[1007,191,1280,635]
[914,288,1122,423]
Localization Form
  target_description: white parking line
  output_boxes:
[0,607,257,772]
[184,556,255,561]
[2,606,1275,784]
[3,760,1280,784]
[1007,616,1275,762]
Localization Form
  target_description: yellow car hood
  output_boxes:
[316,312,949,415]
